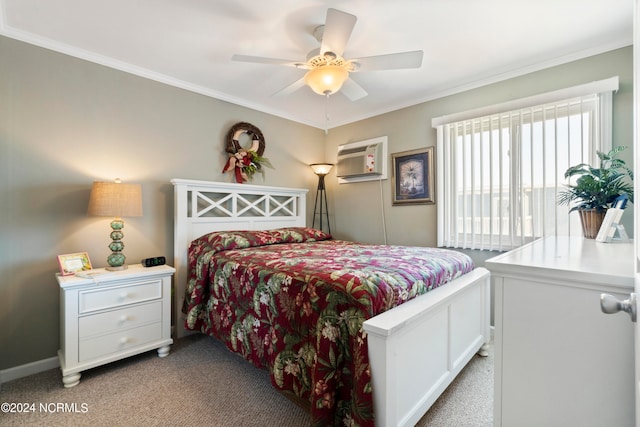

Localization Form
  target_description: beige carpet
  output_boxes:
[0,334,492,426]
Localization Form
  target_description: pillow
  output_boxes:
[270,227,332,243]
[190,227,332,258]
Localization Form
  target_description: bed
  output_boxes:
[171,178,490,427]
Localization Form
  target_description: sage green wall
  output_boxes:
[0,36,325,370]
[324,46,634,254]
[0,34,632,372]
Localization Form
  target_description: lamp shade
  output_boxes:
[310,163,334,176]
[88,181,143,218]
[304,66,348,96]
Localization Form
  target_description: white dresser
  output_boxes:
[56,264,174,388]
[486,236,634,427]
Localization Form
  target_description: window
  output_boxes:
[433,78,618,251]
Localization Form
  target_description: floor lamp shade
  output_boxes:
[310,163,334,176]
[88,180,143,270]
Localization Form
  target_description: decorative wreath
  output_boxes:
[222,122,272,183]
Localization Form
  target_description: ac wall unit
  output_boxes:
[336,143,383,178]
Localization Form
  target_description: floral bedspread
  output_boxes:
[183,227,475,426]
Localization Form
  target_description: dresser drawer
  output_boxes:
[79,322,162,362]
[78,301,162,339]
[78,280,162,313]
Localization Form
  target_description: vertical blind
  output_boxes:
[433,78,617,251]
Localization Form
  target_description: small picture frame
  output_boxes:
[392,147,435,205]
[58,252,92,276]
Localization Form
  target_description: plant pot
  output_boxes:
[578,209,607,239]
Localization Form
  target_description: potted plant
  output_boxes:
[558,146,634,238]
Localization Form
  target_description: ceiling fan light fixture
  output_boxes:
[304,65,348,96]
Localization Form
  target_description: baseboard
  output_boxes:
[0,326,492,387]
[0,356,60,386]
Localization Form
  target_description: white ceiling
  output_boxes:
[0,0,633,130]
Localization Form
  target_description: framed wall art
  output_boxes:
[58,252,92,276]
[391,147,435,205]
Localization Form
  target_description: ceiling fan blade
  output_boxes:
[340,78,368,101]
[272,77,307,97]
[320,8,357,57]
[351,50,424,71]
[232,54,306,68]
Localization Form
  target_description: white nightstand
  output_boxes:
[56,264,175,388]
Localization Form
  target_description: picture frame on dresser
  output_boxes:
[57,252,92,276]
[391,147,435,205]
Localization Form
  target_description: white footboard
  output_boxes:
[363,267,491,427]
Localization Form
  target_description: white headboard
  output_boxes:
[171,178,308,338]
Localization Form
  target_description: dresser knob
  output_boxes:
[119,337,130,345]
[600,293,637,322]
[118,293,132,301]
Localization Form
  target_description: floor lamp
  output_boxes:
[310,163,333,233]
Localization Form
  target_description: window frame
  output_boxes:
[432,77,618,251]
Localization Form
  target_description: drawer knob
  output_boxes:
[119,293,133,301]
[119,315,131,323]
[600,293,637,322]
[119,337,130,345]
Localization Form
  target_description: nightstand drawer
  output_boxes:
[79,322,162,362]
[78,301,162,339]
[79,280,162,313]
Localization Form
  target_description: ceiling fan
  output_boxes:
[231,8,424,101]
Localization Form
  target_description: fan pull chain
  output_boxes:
[324,94,330,135]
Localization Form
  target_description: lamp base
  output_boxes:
[312,175,331,234]
[106,218,127,271]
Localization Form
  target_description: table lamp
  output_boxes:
[88,179,143,270]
